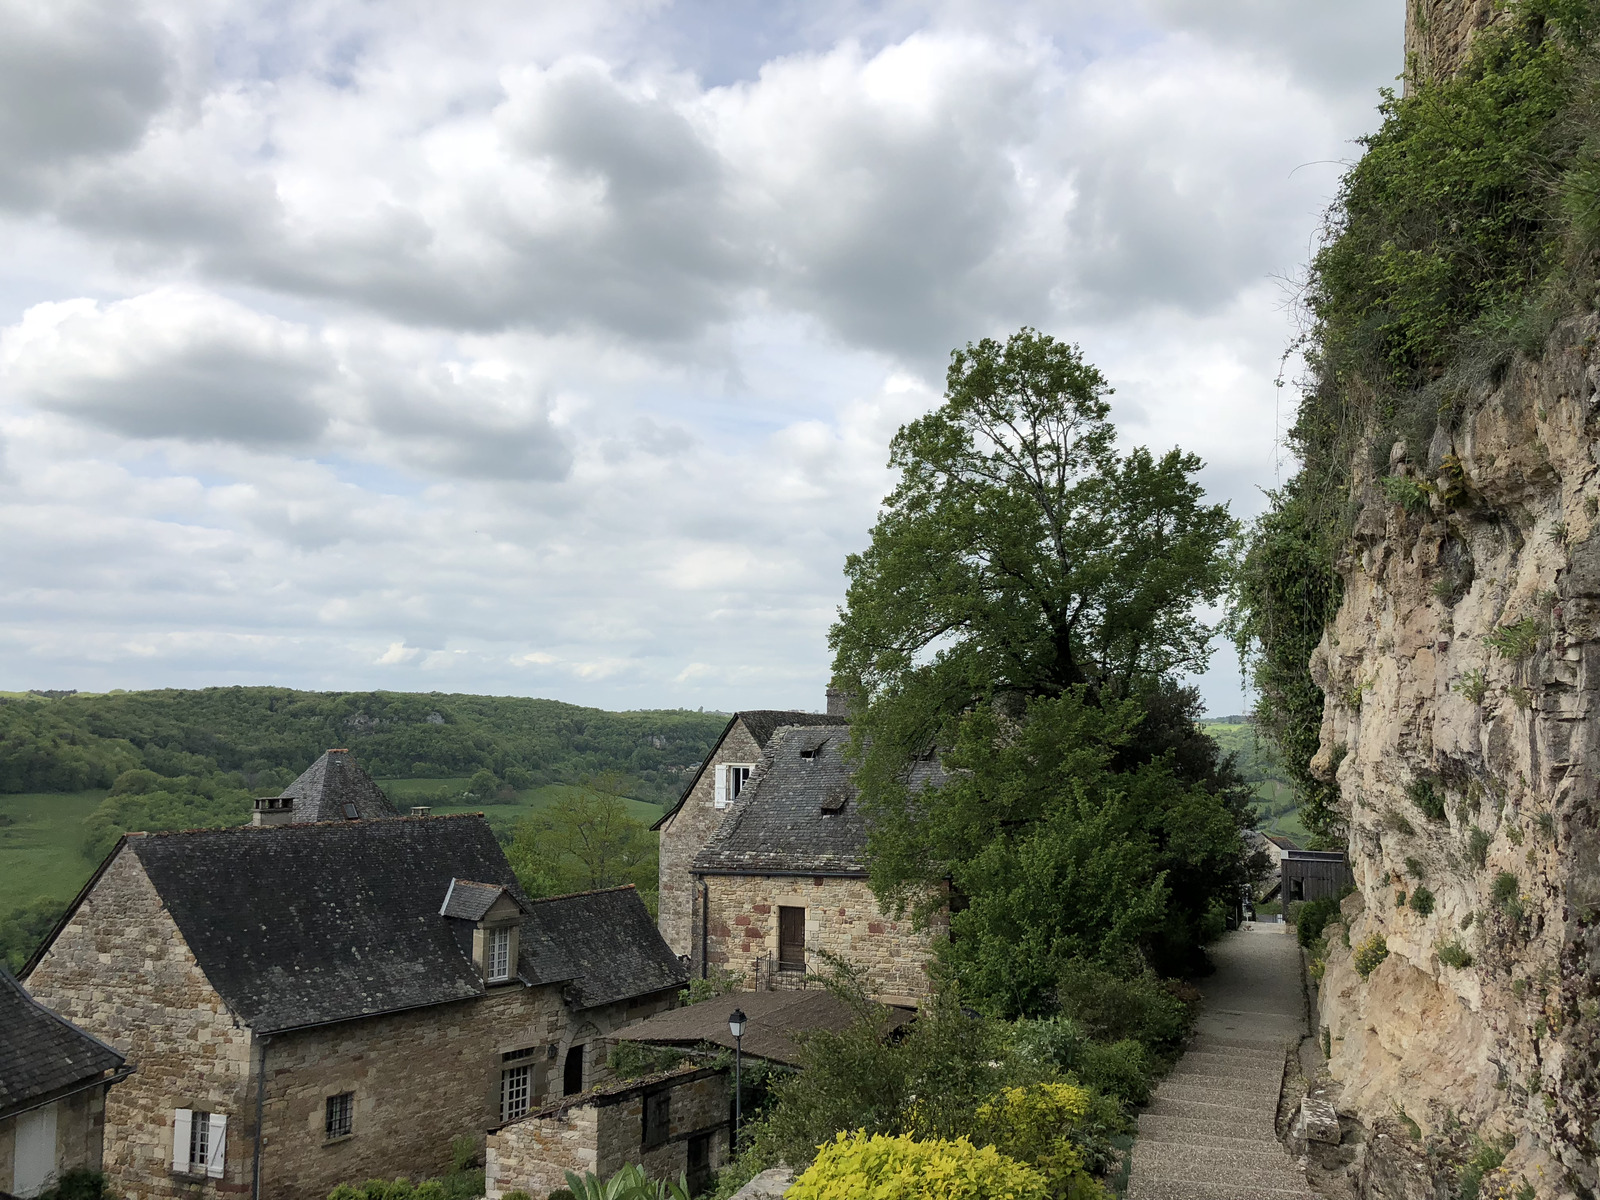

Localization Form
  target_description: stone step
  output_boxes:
[1132,1138,1303,1178]
[1169,1061,1287,1089]
[1173,1050,1287,1077]
[1127,1178,1312,1200]
[1145,1096,1278,1131]
[1157,1081,1280,1112]
[1192,1035,1297,1057]
[1136,1114,1276,1147]
[1129,1156,1306,1196]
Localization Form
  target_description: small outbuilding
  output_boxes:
[1,966,130,1198]
[1281,849,1353,903]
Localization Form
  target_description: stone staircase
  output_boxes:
[1126,924,1314,1200]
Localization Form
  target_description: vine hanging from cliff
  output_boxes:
[1233,0,1600,844]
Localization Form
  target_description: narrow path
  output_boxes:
[1125,923,1312,1200]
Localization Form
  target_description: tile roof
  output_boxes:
[440,879,520,921]
[277,749,398,822]
[613,988,914,1066]
[691,725,943,875]
[0,966,125,1118]
[110,816,681,1033]
[652,711,844,831]
[523,887,687,1009]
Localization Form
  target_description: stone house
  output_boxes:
[689,723,947,1005]
[250,747,398,826]
[485,1066,730,1199]
[22,815,686,1200]
[1,966,130,1198]
[653,708,843,961]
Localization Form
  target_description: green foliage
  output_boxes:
[678,968,743,1006]
[506,790,657,904]
[1409,886,1436,916]
[1377,474,1432,512]
[1459,1134,1515,1200]
[1074,1040,1151,1108]
[974,1083,1105,1199]
[787,1131,1049,1200]
[1353,934,1390,979]
[1454,669,1490,704]
[32,1170,117,1200]
[81,769,253,862]
[1467,826,1493,868]
[1404,856,1427,879]
[1408,776,1447,823]
[562,1165,689,1200]
[1295,889,1353,949]
[1436,939,1475,969]
[1052,960,1191,1058]
[1492,871,1526,924]
[1,895,67,972]
[1483,618,1545,659]
[607,1041,687,1080]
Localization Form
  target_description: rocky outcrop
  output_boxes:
[1309,315,1600,1199]
[1403,0,1502,88]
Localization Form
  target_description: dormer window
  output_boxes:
[489,926,512,982]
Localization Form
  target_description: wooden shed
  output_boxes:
[1281,849,1353,903]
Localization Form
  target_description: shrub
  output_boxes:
[974,1083,1103,1200]
[1437,940,1474,969]
[1404,856,1426,880]
[34,1171,116,1200]
[608,1042,687,1080]
[1454,669,1489,704]
[1409,887,1436,916]
[1008,1016,1086,1074]
[1296,893,1346,948]
[1075,1040,1151,1108]
[1492,871,1520,909]
[1055,960,1190,1057]
[1408,777,1447,823]
[1484,618,1544,660]
[1467,826,1492,869]
[787,1131,1050,1200]
[1460,1134,1514,1200]
[1379,474,1432,511]
[1353,934,1390,979]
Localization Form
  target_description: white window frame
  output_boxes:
[713,764,753,809]
[488,926,512,982]
[174,1109,226,1178]
[501,1064,532,1122]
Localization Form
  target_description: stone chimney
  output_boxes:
[410,806,432,818]
[251,795,295,827]
[826,685,855,719]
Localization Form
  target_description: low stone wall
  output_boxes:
[487,1068,730,1200]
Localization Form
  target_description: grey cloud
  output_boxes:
[0,0,171,205]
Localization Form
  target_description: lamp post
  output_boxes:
[728,1007,747,1146]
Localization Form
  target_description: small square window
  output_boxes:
[325,1093,353,1140]
[501,1065,532,1122]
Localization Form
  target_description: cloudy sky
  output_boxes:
[0,0,1400,714]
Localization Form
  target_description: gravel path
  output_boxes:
[1125,922,1313,1200]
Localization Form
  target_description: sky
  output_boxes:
[0,0,1402,715]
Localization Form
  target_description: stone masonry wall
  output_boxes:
[658,719,758,960]
[25,845,256,1199]
[1309,314,1600,1197]
[486,1069,729,1200]
[703,873,944,1003]
[0,1088,109,1196]
[1404,0,1503,89]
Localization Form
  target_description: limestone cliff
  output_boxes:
[1310,313,1600,1197]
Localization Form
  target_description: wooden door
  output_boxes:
[778,906,805,972]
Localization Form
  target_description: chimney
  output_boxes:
[410,806,432,818]
[252,795,295,827]
[825,685,855,719]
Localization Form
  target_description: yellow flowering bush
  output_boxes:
[974,1084,1104,1200]
[786,1131,1047,1200]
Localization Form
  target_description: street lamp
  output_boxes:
[728,1008,747,1145]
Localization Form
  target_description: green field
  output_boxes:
[0,790,108,911]
[0,780,667,920]
[1197,721,1307,843]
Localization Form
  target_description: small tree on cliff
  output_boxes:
[830,328,1248,1005]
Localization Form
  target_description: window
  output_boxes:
[501,1046,537,1063]
[501,1065,532,1122]
[563,1044,585,1096]
[643,1090,671,1148]
[713,764,753,809]
[778,906,805,972]
[172,1109,227,1178]
[489,926,512,981]
[325,1093,353,1140]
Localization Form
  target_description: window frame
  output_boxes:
[324,1092,354,1141]
[713,763,754,809]
[777,905,806,973]
[500,1064,532,1123]
[488,925,512,982]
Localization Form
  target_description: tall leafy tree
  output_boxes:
[830,328,1246,1001]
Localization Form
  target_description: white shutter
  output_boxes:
[713,764,726,808]
[172,1110,192,1174]
[205,1114,227,1179]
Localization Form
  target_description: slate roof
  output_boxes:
[440,879,521,921]
[652,710,843,831]
[692,725,944,875]
[523,887,687,1009]
[86,816,683,1034]
[278,748,398,822]
[613,988,915,1066]
[0,966,125,1118]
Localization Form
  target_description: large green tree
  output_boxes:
[830,328,1247,1001]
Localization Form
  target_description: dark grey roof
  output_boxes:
[692,725,943,875]
[279,749,397,822]
[440,879,520,921]
[0,966,125,1118]
[614,988,915,1066]
[521,887,687,1010]
[652,710,844,831]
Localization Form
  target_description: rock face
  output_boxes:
[1403,0,1503,86]
[1310,314,1600,1197]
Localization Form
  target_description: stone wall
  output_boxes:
[658,718,755,959]
[25,845,257,1199]
[0,1088,109,1196]
[1403,0,1503,88]
[486,1068,729,1200]
[703,873,943,1003]
[1309,315,1600,1197]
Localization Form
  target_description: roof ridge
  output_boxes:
[528,883,638,904]
[133,811,487,840]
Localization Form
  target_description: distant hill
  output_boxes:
[0,687,730,806]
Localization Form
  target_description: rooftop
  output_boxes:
[0,966,126,1118]
[276,748,398,822]
[653,710,845,831]
[613,988,915,1066]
